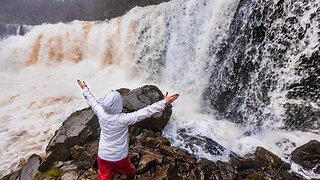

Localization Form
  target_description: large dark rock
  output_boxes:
[255,146,290,170]
[3,154,41,180]
[291,140,320,174]
[229,153,265,171]
[120,85,172,132]
[228,147,304,180]
[38,107,99,172]
[178,129,226,156]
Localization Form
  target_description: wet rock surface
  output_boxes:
[178,130,226,156]
[38,107,100,172]
[3,154,41,180]
[291,140,320,174]
[120,85,172,132]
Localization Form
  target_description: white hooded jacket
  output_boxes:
[83,87,166,161]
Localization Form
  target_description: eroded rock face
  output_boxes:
[291,140,320,174]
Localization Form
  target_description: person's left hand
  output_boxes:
[164,92,179,104]
[77,80,88,89]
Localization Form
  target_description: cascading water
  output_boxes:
[0,24,29,40]
[0,0,319,178]
[204,0,320,132]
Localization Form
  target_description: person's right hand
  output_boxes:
[77,80,88,89]
[164,92,179,104]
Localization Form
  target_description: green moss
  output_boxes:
[46,167,62,177]
[34,167,62,180]
[1,174,10,180]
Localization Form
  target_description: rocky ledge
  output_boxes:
[2,85,320,180]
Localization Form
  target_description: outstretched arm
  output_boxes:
[77,80,105,117]
[120,92,179,126]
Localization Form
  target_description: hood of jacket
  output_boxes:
[101,91,123,114]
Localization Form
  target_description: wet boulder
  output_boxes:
[255,146,290,170]
[291,140,320,174]
[38,108,99,172]
[229,153,265,171]
[3,154,41,180]
[229,147,303,180]
[120,85,172,132]
[178,130,226,156]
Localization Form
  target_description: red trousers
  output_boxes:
[97,156,135,180]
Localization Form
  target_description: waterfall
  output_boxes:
[204,0,320,132]
[0,0,319,177]
[0,24,29,39]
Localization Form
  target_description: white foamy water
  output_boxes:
[0,0,319,178]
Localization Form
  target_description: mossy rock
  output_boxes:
[34,167,62,180]
[1,174,10,180]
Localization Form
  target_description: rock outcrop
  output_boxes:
[38,108,100,172]
[38,85,171,172]
[5,127,314,180]
[2,85,319,180]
